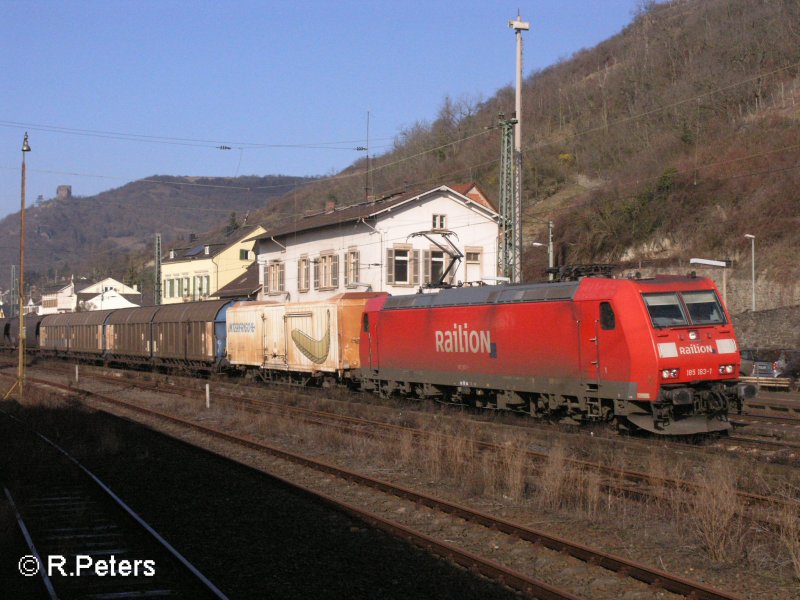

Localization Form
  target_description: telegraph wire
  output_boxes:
[2,57,798,198]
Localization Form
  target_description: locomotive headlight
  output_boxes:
[689,330,698,340]
[661,368,680,379]
[718,364,735,375]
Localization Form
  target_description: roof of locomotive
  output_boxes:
[382,281,580,310]
[381,275,717,310]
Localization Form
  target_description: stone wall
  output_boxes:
[731,305,800,350]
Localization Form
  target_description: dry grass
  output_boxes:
[680,458,749,564]
[536,442,569,510]
[776,486,800,581]
[497,440,527,501]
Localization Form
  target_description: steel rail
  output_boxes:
[19,364,800,520]
[88,368,800,513]
[12,372,745,600]
[0,408,229,600]
[3,486,59,600]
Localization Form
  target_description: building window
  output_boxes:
[183,277,190,298]
[430,251,445,283]
[239,249,250,261]
[394,249,409,284]
[465,248,482,283]
[195,275,206,298]
[267,261,285,294]
[314,252,339,290]
[297,257,310,293]
[432,214,447,230]
[386,247,419,286]
[344,248,360,287]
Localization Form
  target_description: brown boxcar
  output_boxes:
[0,317,18,351]
[40,310,115,357]
[25,314,44,350]
[105,306,161,363]
[151,300,232,367]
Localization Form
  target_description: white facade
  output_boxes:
[81,290,140,311]
[77,277,139,297]
[40,277,141,315]
[39,282,76,315]
[254,186,500,302]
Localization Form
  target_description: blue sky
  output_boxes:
[0,0,642,220]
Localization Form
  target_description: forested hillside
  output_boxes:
[5,0,798,311]
[0,175,313,295]
[256,0,800,310]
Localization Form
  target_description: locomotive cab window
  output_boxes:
[682,291,725,325]
[642,293,688,328]
[600,302,615,330]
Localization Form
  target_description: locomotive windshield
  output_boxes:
[643,290,726,328]
[682,290,725,324]
[643,293,687,327]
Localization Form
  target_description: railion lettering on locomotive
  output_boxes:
[678,344,714,355]
[434,323,491,354]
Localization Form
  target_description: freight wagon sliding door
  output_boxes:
[284,313,313,371]
[284,308,337,373]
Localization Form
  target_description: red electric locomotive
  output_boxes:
[358,275,748,435]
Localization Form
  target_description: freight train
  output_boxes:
[0,274,752,435]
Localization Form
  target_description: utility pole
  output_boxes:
[5,133,31,401]
[509,13,529,283]
[365,110,370,201]
[10,265,16,316]
[497,114,517,280]
[154,233,162,305]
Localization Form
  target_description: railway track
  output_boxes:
[32,363,799,524]
[0,409,227,600]
[744,394,800,418]
[5,370,746,600]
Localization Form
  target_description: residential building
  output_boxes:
[249,184,500,302]
[81,290,140,311]
[76,277,141,310]
[39,276,141,314]
[160,224,264,304]
[214,262,261,301]
[39,281,76,315]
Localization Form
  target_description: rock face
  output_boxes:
[732,305,800,350]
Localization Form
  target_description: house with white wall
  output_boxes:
[161,224,264,304]
[39,276,141,314]
[249,184,500,301]
[39,281,76,315]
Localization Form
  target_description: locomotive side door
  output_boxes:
[363,311,379,373]
[577,300,618,417]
